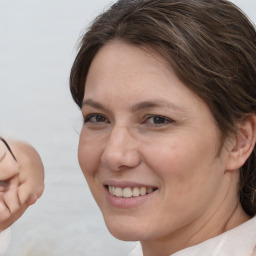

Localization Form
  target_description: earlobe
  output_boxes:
[226,115,256,171]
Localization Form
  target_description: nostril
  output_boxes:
[101,149,141,171]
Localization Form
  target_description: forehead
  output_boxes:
[86,40,171,88]
[85,40,186,97]
[84,40,211,114]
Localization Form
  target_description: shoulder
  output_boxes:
[173,216,256,256]
[128,219,256,256]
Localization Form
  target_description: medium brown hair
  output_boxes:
[70,0,256,215]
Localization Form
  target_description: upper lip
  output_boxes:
[103,180,158,189]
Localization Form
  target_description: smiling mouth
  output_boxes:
[107,185,158,198]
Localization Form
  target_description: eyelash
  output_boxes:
[83,113,173,127]
[142,115,174,126]
[83,113,109,124]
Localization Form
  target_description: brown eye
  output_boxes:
[95,115,107,122]
[152,116,167,124]
[145,115,173,125]
[84,114,109,123]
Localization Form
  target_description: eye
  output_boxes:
[144,115,173,125]
[83,114,109,124]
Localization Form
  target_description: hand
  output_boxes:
[0,139,44,231]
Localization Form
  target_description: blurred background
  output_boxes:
[0,0,255,255]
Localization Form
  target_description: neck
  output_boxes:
[141,175,250,256]
[142,204,249,256]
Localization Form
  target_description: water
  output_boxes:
[0,0,255,255]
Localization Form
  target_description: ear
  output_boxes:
[226,114,256,171]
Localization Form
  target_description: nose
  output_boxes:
[101,126,141,171]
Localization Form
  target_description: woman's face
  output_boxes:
[78,40,233,243]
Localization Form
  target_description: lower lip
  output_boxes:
[105,188,156,208]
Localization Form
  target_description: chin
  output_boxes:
[107,226,144,241]
[103,216,149,241]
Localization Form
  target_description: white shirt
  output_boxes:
[0,228,11,255]
[129,217,256,256]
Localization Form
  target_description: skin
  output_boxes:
[78,40,250,256]
[0,139,44,231]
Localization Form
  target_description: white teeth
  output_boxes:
[132,187,140,197]
[115,187,122,197]
[108,185,155,197]
[140,187,146,196]
[109,186,115,195]
[123,187,132,198]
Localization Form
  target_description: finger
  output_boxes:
[3,183,21,216]
[0,194,15,231]
[18,167,44,206]
[0,180,28,230]
[8,174,19,190]
[17,180,39,206]
[0,141,19,181]
[0,138,17,162]
[0,175,19,215]
[0,198,24,232]
[0,200,12,231]
[0,181,8,192]
[0,140,7,163]
[7,139,45,201]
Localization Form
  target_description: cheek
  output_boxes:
[140,141,224,230]
[78,132,101,177]
[142,134,219,191]
[78,133,104,204]
[142,138,192,175]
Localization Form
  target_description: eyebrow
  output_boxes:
[82,99,110,111]
[131,100,186,113]
[82,98,186,113]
